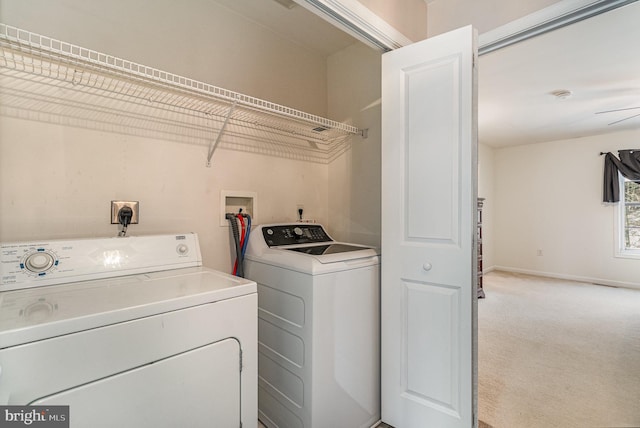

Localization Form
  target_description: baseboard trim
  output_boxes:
[489,265,640,291]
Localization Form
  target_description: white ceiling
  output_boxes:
[216,0,640,148]
[479,0,640,147]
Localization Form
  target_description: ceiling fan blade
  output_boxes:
[596,106,640,114]
[608,112,640,126]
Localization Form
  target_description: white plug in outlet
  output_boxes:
[111,201,139,224]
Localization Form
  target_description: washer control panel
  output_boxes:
[3,244,65,283]
[0,234,202,292]
[262,224,331,247]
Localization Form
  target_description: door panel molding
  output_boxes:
[402,280,461,414]
[404,54,462,245]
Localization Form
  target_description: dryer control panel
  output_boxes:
[0,234,202,292]
[262,225,331,247]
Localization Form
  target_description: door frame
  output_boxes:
[293,0,633,54]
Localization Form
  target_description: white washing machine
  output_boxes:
[244,224,380,428]
[0,233,257,428]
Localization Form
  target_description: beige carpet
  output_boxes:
[479,271,640,428]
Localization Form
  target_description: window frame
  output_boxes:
[615,173,640,259]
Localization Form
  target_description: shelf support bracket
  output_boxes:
[206,100,237,167]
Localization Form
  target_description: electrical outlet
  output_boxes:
[111,201,139,224]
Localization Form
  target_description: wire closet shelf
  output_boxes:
[0,23,366,164]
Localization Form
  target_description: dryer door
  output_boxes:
[33,338,241,428]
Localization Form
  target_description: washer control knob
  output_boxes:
[25,252,55,273]
[293,227,304,236]
[177,244,189,255]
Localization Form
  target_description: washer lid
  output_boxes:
[283,243,379,263]
[285,243,368,256]
[0,267,256,348]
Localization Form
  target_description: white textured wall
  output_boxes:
[426,0,561,37]
[0,0,331,273]
[493,129,640,288]
[0,118,329,271]
[358,0,428,41]
[327,43,382,248]
[478,143,495,271]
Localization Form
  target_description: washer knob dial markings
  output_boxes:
[21,250,58,276]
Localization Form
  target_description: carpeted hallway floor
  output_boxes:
[478,271,640,428]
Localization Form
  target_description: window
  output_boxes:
[617,176,640,257]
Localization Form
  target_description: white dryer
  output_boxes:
[244,224,380,428]
[0,233,257,428]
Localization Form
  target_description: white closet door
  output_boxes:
[381,25,478,428]
[34,338,241,428]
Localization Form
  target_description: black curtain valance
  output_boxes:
[603,150,640,202]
